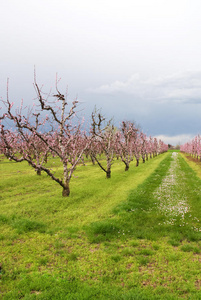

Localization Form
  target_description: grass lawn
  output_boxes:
[1,152,201,299]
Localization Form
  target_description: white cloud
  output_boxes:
[154,134,195,146]
[87,71,201,104]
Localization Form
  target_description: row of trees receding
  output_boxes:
[0,77,168,196]
[180,135,201,160]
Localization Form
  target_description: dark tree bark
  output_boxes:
[62,183,70,197]
[125,163,129,171]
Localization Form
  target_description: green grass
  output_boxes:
[86,153,201,243]
[1,153,201,299]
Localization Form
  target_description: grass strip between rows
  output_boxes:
[86,153,201,244]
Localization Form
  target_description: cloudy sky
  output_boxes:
[1,0,201,145]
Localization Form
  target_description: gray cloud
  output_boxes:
[1,0,201,147]
[87,71,201,104]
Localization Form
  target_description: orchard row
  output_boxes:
[0,79,168,196]
[180,135,201,159]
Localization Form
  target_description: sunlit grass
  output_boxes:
[1,152,201,299]
[0,154,169,229]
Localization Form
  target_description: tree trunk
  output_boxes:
[136,159,139,167]
[62,184,70,197]
[90,155,95,165]
[81,156,85,166]
[106,169,111,178]
[36,168,41,175]
[125,164,129,171]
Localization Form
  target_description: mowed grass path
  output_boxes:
[1,152,201,299]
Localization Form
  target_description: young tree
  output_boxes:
[152,138,159,157]
[132,127,141,167]
[140,132,148,163]
[0,125,50,175]
[115,121,135,171]
[1,76,89,196]
[91,109,115,178]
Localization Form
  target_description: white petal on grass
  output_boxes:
[153,152,192,226]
